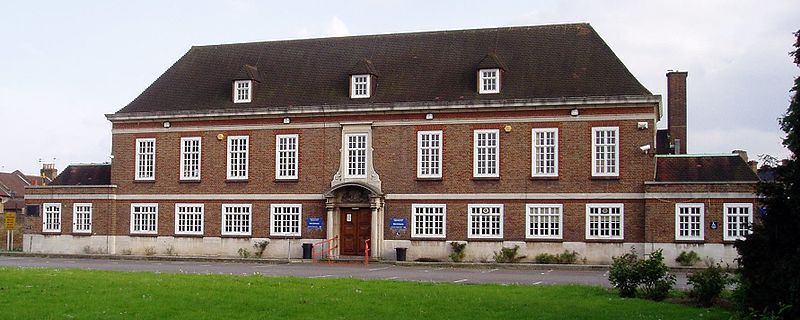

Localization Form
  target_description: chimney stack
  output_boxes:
[667,71,688,154]
[40,163,57,181]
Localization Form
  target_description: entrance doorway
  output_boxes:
[339,209,371,256]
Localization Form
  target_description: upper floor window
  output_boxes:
[473,129,499,178]
[135,138,155,181]
[351,75,371,98]
[724,203,753,241]
[468,204,503,239]
[276,134,299,180]
[345,133,368,178]
[175,204,204,236]
[130,203,158,235]
[227,136,249,180]
[586,203,624,240]
[526,204,562,239]
[675,203,704,241]
[43,203,61,232]
[411,204,446,238]
[592,127,619,177]
[417,131,443,178]
[180,137,201,180]
[532,128,558,177]
[478,68,500,94]
[233,80,252,103]
[270,204,302,236]
[72,203,92,234]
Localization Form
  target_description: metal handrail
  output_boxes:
[312,235,338,263]
[364,239,370,266]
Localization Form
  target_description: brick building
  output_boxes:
[24,24,758,264]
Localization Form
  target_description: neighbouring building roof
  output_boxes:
[0,170,49,210]
[50,164,111,186]
[115,23,652,115]
[655,154,759,182]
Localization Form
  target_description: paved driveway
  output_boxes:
[0,256,691,288]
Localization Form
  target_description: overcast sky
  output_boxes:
[0,1,797,175]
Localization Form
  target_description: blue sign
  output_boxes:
[710,221,719,230]
[307,217,323,229]
[759,206,768,217]
[389,218,407,230]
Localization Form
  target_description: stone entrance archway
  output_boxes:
[325,183,384,258]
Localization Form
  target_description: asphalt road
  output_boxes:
[0,256,691,288]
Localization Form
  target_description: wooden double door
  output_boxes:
[340,209,371,256]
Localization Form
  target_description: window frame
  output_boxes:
[42,202,61,233]
[174,203,204,236]
[226,135,249,180]
[473,129,500,178]
[411,204,447,238]
[344,133,368,179]
[221,204,252,236]
[525,204,563,240]
[134,138,156,181]
[417,130,443,179]
[233,80,252,103]
[130,203,158,235]
[531,128,559,177]
[723,203,753,241]
[270,204,302,237]
[591,127,620,177]
[467,204,504,239]
[275,134,299,180]
[675,203,705,241]
[72,203,92,234]
[478,68,500,94]
[180,137,202,181]
[350,74,371,98]
[585,203,624,240]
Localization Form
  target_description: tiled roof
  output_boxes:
[655,154,759,182]
[116,23,652,114]
[50,164,111,186]
[0,171,33,210]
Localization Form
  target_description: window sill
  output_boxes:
[129,233,158,237]
[530,176,559,181]
[173,234,204,238]
[416,177,443,182]
[178,179,201,184]
[274,179,299,183]
[584,238,624,243]
[411,237,447,241]
[524,238,564,242]
[471,177,500,181]
[590,176,620,180]
[70,232,92,236]
[41,232,62,235]
[466,237,504,242]
[133,180,156,184]
[675,239,705,244]
[269,235,302,239]
[220,234,252,238]
[225,179,249,183]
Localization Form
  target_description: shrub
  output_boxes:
[493,245,526,263]
[143,247,156,256]
[688,263,730,307]
[237,248,251,258]
[449,242,466,262]
[534,250,580,264]
[121,249,132,255]
[676,251,701,266]
[164,245,176,256]
[253,240,270,258]
[609,251,641,298]
[608,249,675,300]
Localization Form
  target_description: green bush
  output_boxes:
[675,251,701,266]
[534,250,580,264]
[608,249,675,300]
[253,240,269,258]
[688,263,730,307]
[609,251,641,298]
[493,245,527,263]
[237,248,251,258]
[449,242,466,262]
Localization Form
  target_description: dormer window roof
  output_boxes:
[349,59,377,99]
[477,53,506,94]
[232,64,260,104]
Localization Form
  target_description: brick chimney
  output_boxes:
[40,163,57,181]
[667,71,688,154]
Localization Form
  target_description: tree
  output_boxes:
[735,30,800,319]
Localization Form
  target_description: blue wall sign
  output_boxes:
[389,218,407,230]
[307,217,323,229]
[759,206,768,217]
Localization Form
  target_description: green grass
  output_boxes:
[0,267,730,320]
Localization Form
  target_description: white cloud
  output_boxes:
[325,16,350,37]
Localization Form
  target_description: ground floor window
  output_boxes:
[222,204,252,236]
[270,204,301,236]
[43,203,61,232]
[586,204,624,240]
[411,204,446,238]
[72,203,92,233]
[175,204,204,235]
[468,204,503,239]
[675,203,704,240]
[724,203,753,241]
[526,204,562,239]
[130,204,158,234]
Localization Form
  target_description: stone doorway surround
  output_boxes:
[324,184,384,258]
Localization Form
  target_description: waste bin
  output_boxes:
[395,247,407,261]
[302,243,313,259]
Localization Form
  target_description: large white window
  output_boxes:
[72,203,92,234]
[345,133,368,178]
[411,204,446,238]
[526,204,563,239]
[135,138,155,180]
[270,204,302,236]
[130,204,158,235]
[724,203,753,241]
[180,137,201,180]
[592,127,619,177]
[175,204,204,235]
[234,80,252,103]
[350,75,370,98]
[276,134,299,180]
[586,204,624,240]
[227,136,249,180]
[417,131,443,178]
[43,203,61,232]
[468,204,503,239]
[222,204,252,236]
[532,128,558,177]
[473,129,499,178]
[675,203,704,241]
[478,68,500,94]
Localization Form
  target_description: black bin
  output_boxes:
[302,243,313,259]
[396,247,407,261]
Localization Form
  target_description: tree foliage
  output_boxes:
[735,30,800,319]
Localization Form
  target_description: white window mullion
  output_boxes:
[417,131,443,178]
[234,80,252,103]
[724,203,753,241]
[467,204,503,239]
[592,127,619,177]
[345,133,368,178]
[135,138,156,181]
[526,204,563,239]
[43,203,61,232]
[270,204,302,236]
[473,129,499,178]
[351,75,371,98]
[72,203,92,233]
[227,136,249,180]
[675,203,704,241]
[175,204,204,235]
[276,134,299,180]
[180,137,201,180]
[411,204,446,238]
[130,204,158,235]
[586,204,624,240]
[478,68,500,94]
[222,204,252,236]
[532,128,558,177]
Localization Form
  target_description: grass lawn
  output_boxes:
[0,267,730,319]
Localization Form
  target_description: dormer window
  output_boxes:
[479,68,500,94]
[351,75,371,98]
[233,80,252,103]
